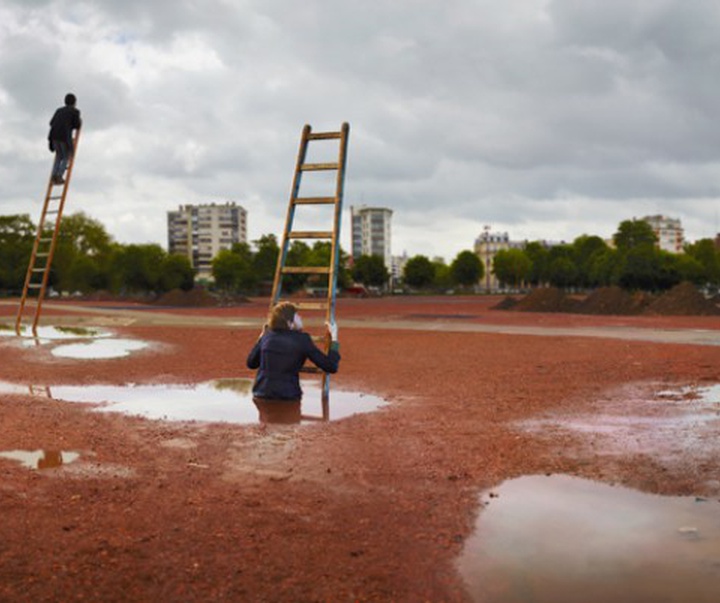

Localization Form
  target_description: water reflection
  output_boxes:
[51,338,148,359]
[0,449,80,470]
[458,474,720,603]
[0,378,386,425]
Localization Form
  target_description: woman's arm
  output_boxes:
[246,339,261,369]
[304,332,340,374]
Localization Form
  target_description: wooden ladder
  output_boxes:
[15,128,81,335]
[270,123,350,412]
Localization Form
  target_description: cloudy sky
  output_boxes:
[2,0,720,261]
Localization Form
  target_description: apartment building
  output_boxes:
[167,202,247,280]
[642,215,684,253]
[474,229,527,291]
[351,205,393,270]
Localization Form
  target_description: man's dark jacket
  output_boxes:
[247,329,340,400]
[48,105,82,151]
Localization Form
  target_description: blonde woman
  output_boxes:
[246,302,339,401]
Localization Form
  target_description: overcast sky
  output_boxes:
[2,0,720,262]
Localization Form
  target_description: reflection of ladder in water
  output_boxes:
[15,129,81,335]
[270,123,350,414]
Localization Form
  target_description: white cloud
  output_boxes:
[1,0,720,261]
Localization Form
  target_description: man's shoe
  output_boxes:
[52,176,65,185]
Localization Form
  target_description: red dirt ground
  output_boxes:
[1,295,720,601]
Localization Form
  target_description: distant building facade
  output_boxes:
[351,205,393,270]
[474,229,526,291]
[642,215,684,253]
[167,202,247,281]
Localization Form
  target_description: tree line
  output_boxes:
[2,213,717,297]
[0,213,194,296]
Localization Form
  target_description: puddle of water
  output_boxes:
[458,474,720,603]
[0,325,109,340]
[0,449,80,470]
[521,383,720,464]
[0,378,386,424]
[51,338,149,359]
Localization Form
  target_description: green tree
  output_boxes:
[212,249,244,291]
[685,238,720,285]
[50,213,114,292]
[493,248,531,288]
[0,214,35,291]
[572,235,608,287]
[108,244,166,294]
[253,234,279,284]
[403,255,435,289]
[524,241,550,286]
[432,259,452,290]
[545,244,579,289]
[450,250,483,288]
[351,255,389,288]
[613,219,658,251]
[587,248,618,287]
[160,254,195,291]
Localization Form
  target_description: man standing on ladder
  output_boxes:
[48,93,81,185]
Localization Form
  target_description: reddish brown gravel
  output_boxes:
[1,296,719,602]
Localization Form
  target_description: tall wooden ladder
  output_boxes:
[270,123,350,415]
[15,128,81,335]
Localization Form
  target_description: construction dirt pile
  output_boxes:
[506,287,581,313]
[501,282,720,316]
[575,286,650,315]
[643,281,720,316]
[152,288,221,307]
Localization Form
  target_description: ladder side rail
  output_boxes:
[32,127,81,332]
[326,122,350,329]
[271,124,311,306]
[15,170,59,332]
[322,122,350,403]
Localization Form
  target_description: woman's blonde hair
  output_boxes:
[268,301,297,331]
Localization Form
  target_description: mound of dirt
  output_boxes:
[509,287,581,313]
[152,288,220,307]
[643,282,720,316]
[575,286,650,316]
[491,296,519,310]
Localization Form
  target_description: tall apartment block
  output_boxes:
[642,214,684,253]
[350,205,393,270]
[167,202,247,281]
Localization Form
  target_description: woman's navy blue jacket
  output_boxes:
[246,329,340,400]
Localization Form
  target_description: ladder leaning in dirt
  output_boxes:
[270,123,350,413]
[15,128,81,335]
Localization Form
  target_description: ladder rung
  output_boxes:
[307,131,342,140]
[32,268,47,273]
[48,196,62,201]
[281,266,331,275]
[293,197,336,205]
[46,210,59,215]
[39,238,53,243]
[295,302,327,311]
[36,253,49,258]
[28,284,42,289]
[288,231,333,239]
[300,163,339,171]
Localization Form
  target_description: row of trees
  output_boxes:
[3,213,719,297]
[0,213,194,295]
[492,219,720,292]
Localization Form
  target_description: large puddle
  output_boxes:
[458,474,720,603]
[520,383,720,470]
[0,324,149,358]
[0,378,386,424]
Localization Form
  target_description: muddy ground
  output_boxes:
[1,296,719,602]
